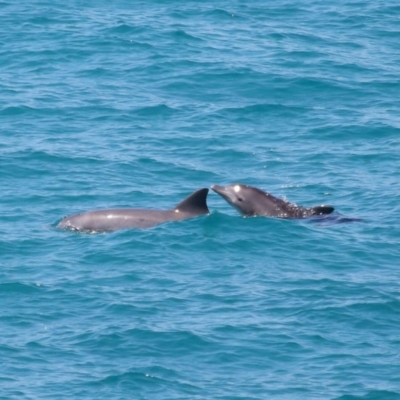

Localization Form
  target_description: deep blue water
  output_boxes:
[1,1,400,399]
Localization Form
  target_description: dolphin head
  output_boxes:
[211,184,263,216]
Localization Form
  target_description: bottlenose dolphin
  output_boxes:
[211,184,334,219]
[57,188,210,232]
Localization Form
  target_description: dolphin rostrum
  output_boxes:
[211,184,333,219]
[57,188,210,232]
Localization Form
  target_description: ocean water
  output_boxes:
[1,1,400,399]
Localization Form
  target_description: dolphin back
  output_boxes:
[57,188,210,233]
[309,205,334,216]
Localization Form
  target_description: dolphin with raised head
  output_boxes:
[57,188,210,232]
[211,184,334,219]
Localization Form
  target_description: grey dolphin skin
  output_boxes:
[211,184,334,219]
[57,188,210,232]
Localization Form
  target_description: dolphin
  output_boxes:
[57,188,210,232]
[211,184,334,219]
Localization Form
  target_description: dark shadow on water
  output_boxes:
[306,213,364,225]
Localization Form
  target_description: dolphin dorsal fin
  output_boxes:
[174,188,210,215]
[311,205,334,215]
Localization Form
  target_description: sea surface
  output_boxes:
[1,1,400,399]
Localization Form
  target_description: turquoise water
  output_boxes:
[1,1,400,399]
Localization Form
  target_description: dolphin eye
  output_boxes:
[238,197,243,202]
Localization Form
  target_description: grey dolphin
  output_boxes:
[57,188,210,232]
[211,184,333,218]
